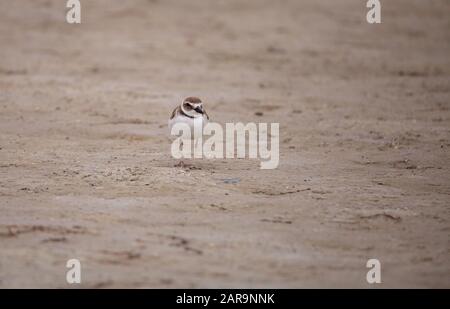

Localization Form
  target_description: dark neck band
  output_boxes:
[180,108,195,118]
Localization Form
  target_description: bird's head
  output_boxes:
[181,97,204,118]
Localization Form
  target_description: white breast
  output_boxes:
[168,115,208,139]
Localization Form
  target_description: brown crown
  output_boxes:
[184,97,202,104]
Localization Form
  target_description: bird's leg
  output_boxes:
[175,140,187,168]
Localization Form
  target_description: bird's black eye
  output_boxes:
[183,102,193,110]
[194,106,204,114]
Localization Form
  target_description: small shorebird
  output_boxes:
[168,97,209,167]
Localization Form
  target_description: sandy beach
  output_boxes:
[0,0,449,288]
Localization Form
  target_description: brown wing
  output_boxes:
[170,106,180,120]
[204,109,210,120]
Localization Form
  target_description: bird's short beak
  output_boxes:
[194,106,204,114]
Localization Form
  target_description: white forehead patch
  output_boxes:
[185,102,202,108]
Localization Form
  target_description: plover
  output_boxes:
[168,97,209,133]
[168,97,209,167]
